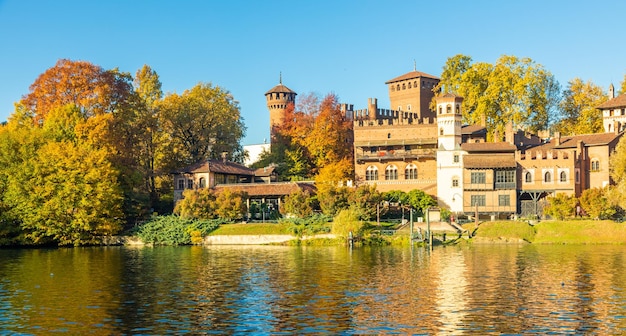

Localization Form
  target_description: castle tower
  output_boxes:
[265,74,297,140]
[385,65,439,120]
[436,93,463,150]
[436,93,464,213]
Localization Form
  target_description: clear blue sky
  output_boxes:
[1,0,625,145]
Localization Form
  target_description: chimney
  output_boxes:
[221,151,228,163]
[368,98,378,120]
[505,121,514,144]
[555,131,561,146]
[609,83,615,99]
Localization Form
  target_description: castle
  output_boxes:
[264,69,626,218]
[173,69,626,219]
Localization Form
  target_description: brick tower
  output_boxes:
[265,74,296,141]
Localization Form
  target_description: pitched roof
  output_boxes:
[597,93,626,109]
[385,70,439,84]
[174,159,255,176]
[265,83,297,95]
[460,142,517,152]
[214,182,316,197]
[254,166,276,177]
[464,154,517,169]
[461,124,487,135]
[527,132,622,152]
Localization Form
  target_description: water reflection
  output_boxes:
[0,245,625,334]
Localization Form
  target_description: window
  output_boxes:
[439,106,443,114]
[440,128,444,136]
[187,179,194,189]
[560,171,567,183]
[498,195,511,206]
[199,177,206,188]
[544,171,552,183]
[452,177,459,187]
[456,104,460,114]
[414,81,417,88]
[407,104,412,111]
[575,169,580,183]
[178,179,185,190]
[366,166,378,181]
[402,83,406,90]
[408,82,412,88]
[495,170,515,189]
[525,172,532,183]
[387,133,391,139]
[405,164,417,180]
[591,159,600,171]
[385,165,398,180]
[397,84,400,91]
[470,172,486,184]
[453,154,459,163]
[471,195,486,206]
[446,105,451,114]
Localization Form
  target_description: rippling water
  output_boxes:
[0,244,625,334]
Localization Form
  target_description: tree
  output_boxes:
[619,74,626,96]
[214,189,248,221]
[158,83,246,167]
[281,189,314,218]
[543,193,577,220]
[580,188,615,220]
[406,189,437,217]
[608,135,626,210]
[349,185,383,221]
[174,189,217,220]
[553,78,607,135]
[21,59,135,121]
[5,140,123,246]
[317,186,351,217]
[435,54,560,137]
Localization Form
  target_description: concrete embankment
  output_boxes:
[204,233,336,245]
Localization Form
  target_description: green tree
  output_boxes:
[158,83,246,167]
[608,135,626,210]
[436,54,560,137]
[317,186,351,217]
[281,189,314,218]
[543,193,577,220]
[349,185,383,221]
[5,140,123,246]
[553,78,607,135]
[406,189,437,217]
[619,74,626,95]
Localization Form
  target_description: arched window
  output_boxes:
[440,128,444,136]
[366,166,378,181]
[385,165,398,180]
[439,106,443,114]
[414,81,417,88]
[402,83,406,90]
[544,171,552,183]
[446,105,452,114]
[405,164,417,180]
[560,171,567,182]
[456,104,460,114]
[408,82,412,89]
[591,159,600,171]
[199,177,206,188]
[397,84,400,91]
[525,172,532,183]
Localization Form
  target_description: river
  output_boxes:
[1,244,625,335]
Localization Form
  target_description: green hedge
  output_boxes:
[132,215,224,245]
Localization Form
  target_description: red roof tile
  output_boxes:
[597,93,626,109]
[214,182,316,197]
[464,154,516,169]
[385,70,439,84]
[461,142,517,152]
[461,124,487,135]
[175,160,255,176]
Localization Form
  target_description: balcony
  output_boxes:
[356,149,436,163]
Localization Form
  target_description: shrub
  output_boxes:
[580,187,616,220]
[174,189,217,219]
[134,215,223,245]
[281,189,314,218]
[331,209,367,237]
[214,189,248,221]
[544,193,577,220]
[281,213,332,237]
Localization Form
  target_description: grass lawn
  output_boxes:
[468,219,626,244]
[208,222,292,235]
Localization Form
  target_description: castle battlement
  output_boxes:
[353,108,434,127]
[516,149,572,161]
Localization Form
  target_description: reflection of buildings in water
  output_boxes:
[434,249,468,335]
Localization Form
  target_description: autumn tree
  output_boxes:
[21,59,135,121]
[174,189,217,220]
[281,189,314,218]
[158,83,246,168]
[543,193,577,220]
[435,54,560,138]
[579,188,615,219]
[214,189,248,221]
[553,78,607,135]
[608,135,626,210]
[619,74,626,95]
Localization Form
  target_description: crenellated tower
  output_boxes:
[265,74,297,140]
